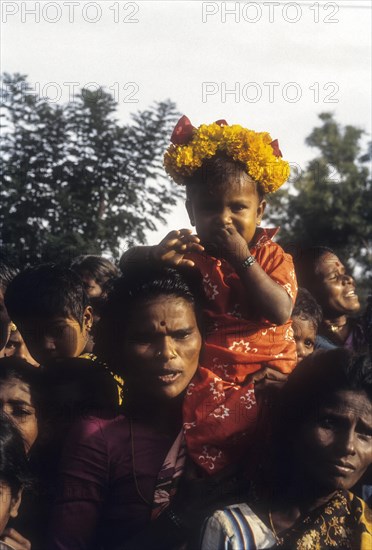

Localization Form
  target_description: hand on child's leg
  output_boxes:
[244,365,288,405]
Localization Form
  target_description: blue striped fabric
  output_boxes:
[224,507,256,549]
[200,503,276,550]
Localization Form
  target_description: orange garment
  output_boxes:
[183,228,297,474]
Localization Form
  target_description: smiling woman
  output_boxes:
[47,263,206,549]
[294,246,368,352]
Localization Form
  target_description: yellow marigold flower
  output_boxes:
[164,119,290,194]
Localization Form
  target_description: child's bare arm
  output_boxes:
[120,229,204,270]
[213,225,292,325]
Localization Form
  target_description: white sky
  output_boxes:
[1,0,371,245]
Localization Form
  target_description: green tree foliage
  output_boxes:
[0,73,182,266]
[268,113,372,279]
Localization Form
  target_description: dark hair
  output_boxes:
[185,154,265,202]
[5,264,89,326]
[293,246,335,293]
[0,357,44,419]
[292,288,323,330]
[0,415,32,497]
[94,262,206,372]
[0,263,18,292]
[71,255,119,286]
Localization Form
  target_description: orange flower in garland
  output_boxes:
[164,116,290,194]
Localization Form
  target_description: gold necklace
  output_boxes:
[268,509,281,544]
[328,321,348,333]
[269,510,279,542]
[129,416,151,507]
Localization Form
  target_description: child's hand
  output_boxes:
[153,229,204,267]
[213,225,250,265]
[1,528,31,550]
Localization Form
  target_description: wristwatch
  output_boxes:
[241,255,257,269]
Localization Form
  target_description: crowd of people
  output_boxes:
[0,116,371,549]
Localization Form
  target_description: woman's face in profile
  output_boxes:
[296,389,372,492]
[314,253,360,316]
[123,295,202,400]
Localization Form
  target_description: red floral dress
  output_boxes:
[183,228,298,474]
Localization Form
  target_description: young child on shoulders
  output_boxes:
[121,117,297,473]
[291,287,322,364]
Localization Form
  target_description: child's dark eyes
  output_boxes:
[198,201,218,213]
[231,204,247,213]
[304,339,314,348]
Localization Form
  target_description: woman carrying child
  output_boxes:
[121,116,297,475]
[47,264,208,548]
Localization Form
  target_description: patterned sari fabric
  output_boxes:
[183,228,298,474]
[275,490,372,549]
[200,491,372,550]
[151,430,187,520]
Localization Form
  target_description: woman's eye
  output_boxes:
[358,433,372,442]
[174,331,191,340]
[130,333,155,344]
[319,417,336,429]
[357,426,372,440]
[12,407,33,418]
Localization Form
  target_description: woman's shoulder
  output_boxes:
[201,502,275,550]
[345,490,372,525]
[279,491,372,550]
[63,412,130,453]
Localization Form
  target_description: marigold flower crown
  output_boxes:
[164,116,290,194]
